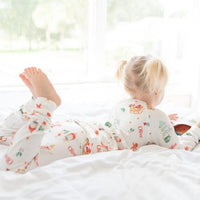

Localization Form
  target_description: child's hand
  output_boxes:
[168,114,179,121]
[196,122,200,128]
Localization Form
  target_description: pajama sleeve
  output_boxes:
[0,97,57,173]
[154,109,200,151]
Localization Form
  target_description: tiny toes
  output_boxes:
[19,73,25,79]
[24,68,30,73]
[38,68,42,73]
[30,67,34,74]
[31,67,38,74]
[20,73,28,80]
[19,74,24,80]
[25,67,35,77]
[35,67,40,74]
[24,69,31,78]
[20,73,28,83]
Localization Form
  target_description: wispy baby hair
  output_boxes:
[116,55,168,97]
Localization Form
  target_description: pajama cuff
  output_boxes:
[189,125,200,139]
[35,97,57,114]
[19,97,35,114]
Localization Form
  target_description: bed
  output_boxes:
[0,83,200,200]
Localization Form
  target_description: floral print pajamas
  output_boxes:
[0,98,200,173]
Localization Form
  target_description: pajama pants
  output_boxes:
[0,98,118,173]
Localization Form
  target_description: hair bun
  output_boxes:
[143,58,168,92]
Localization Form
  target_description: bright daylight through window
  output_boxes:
[0,0,199,105]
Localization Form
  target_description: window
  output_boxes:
[0,0,89,86]
[0,0,200,108]
[105,0,200,107]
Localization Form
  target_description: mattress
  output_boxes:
[0,84,200,200]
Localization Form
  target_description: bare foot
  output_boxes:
[23,67,61,107]
[19,71,36,98]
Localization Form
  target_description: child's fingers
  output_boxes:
[168,114,179,121]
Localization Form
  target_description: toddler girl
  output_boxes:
[0,55,200,173]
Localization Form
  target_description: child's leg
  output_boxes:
[0,67,62,173]
[0,66,61,146]
[0,97,36,146]
[0,71,38,144]
[0,97,57,173]
[36,120,86,168]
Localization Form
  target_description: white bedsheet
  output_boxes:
[1,145,200,200]
[1,84,200,200]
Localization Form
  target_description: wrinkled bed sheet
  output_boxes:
[0,84,200,200]
[1,145,200,200]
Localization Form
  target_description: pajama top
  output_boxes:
[0,97,200,173]
[110,99,200,151]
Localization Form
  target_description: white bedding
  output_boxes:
[1,84,200,200]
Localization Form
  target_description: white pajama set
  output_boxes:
[0,97,200,173]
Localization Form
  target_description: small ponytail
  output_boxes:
[117,55,168,98]
[116,60,127,80]
[142,58,168,92]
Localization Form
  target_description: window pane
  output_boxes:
[0,0,89,87]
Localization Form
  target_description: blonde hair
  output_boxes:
[116,55,168,97]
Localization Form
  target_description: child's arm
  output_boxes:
[155,110,200,151]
